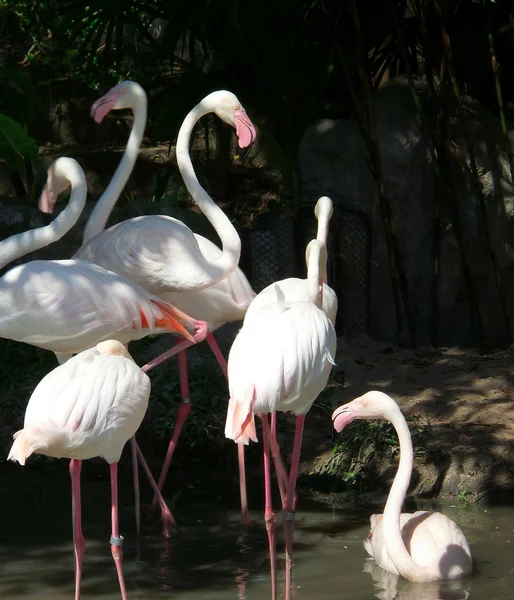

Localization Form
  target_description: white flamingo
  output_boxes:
[332,391,473,582]
[225,239,337,600]
[8,340,154,600]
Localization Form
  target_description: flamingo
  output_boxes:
[242,196,338,505]
[8,340,153,600]
[332,391,473,582]
[0,157,207,535]
[225,239,337,600]
[0,157,206,360]
[72,80,256,523]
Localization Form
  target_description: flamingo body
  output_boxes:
[364,511,472,580]
[8,340,150,465]
[75,215,230,294]
[226,294,336,444]
[0,259,197,354]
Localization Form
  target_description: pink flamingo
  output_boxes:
[74,81,257,523]
[333,391,473,582]
[8,340,154,600]
[225,239,337,600]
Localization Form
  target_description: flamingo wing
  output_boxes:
[17,347,150,464]
[0,259,196,354]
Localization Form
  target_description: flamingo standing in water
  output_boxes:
[73,81,256,523]
[0,157,207,535]
[243,196,338,502]
[8,340,153,600]
[225,239,337,600]
[332,391,473,582]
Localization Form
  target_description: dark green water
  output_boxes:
[0,460,512,599]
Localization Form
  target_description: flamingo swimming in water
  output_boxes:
[8,340,153,600]
[225,238,337,600]
[332,391,473,582]
[72,81,257,523]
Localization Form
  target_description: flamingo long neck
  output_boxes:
[383,409,435,582]
[306,241,324,307]
[315,205,331,284]
[176,104,241,281]
[0,165,86,270]
[83,99,147,243]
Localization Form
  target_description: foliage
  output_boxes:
[0,113,38,172]
[318,415,427,493]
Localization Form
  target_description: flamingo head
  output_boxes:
[90,80,146,124]
[332,391,398,432]
[204,90,256,149]
[96,340,134,360]
[39,157,81,214]
[314,196,333,222]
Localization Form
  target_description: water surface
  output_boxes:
[0,462,512,599]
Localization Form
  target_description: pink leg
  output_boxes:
[260,414,277,600]
[269,413,288,508]
[70,459,85,600]
[284,414,306,600]
[140,324,208,373]
[130,437,141,536]
[109,463,128,600]
[150,343,192,511]
[206,332,228,377]
[207,333,250,525]
[135,442,175,537]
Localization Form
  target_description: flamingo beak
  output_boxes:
[234,109,256,149]
[91,91,121,124]
[332,404,356,433]
[39,185,57,214]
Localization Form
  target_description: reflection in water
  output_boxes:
[364,560,472,600]
[234,532,251,600]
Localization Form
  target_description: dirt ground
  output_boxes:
[308,335,514,502]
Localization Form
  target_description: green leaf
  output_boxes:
[0,114,38,172]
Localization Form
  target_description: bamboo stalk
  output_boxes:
[349,0,416,347]
[435,0,510,344]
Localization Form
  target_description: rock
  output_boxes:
[299,75,514,348]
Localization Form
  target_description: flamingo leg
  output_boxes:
[109,463,128,600]
[284,414,306,600]
[135,442,175,537]
[150,343,191,511]
[269,412,288,508]
[206,333,250,526]
[260,414,277,600]
[130,437,140,536]
[70,459,85,600]
[140,326,208,374]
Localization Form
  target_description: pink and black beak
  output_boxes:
[90,91,121,124]
[234,109,257,150]
[332,403,357,433]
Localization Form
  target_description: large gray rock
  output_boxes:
[299,75,514,348]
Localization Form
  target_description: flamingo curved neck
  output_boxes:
[83,99,147,243]
[0,166,86,270]
[383,409,435,582]
[176,103,241,281]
